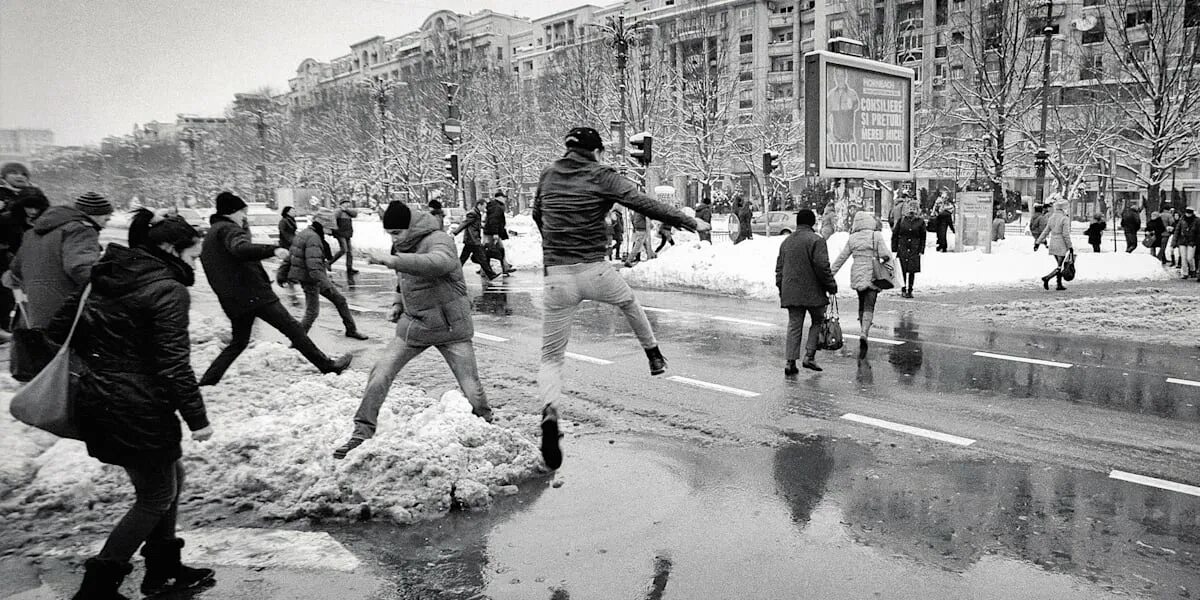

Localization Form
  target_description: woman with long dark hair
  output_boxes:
[55,209,216,599]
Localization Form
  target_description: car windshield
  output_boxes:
[246,214,278,227]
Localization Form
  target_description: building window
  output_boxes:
[773,29,794,43]
[829,18,844,38]
[739,88,754,109]
[935,45,947,58]
[936,0,948,25]
[497,46,503,60]
[1027,17,1060,36]
[1079,52,1103,79]
[741,7,753,21]
[952,31,965,45]
[770,83,794,98]
[771,56,794,71]
[950,65,964,80]
[1082,16,1105,44]
[739,70,753,81]
[740,34,754,53]
[1125,9,1152,28]
[666,0,674,5]
[1128,40,1150,63]
[777,4,794,13]
[1187,0,1200,26]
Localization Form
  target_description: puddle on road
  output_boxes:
[330,435,1200,600]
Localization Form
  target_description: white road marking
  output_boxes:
[474,332,509,343]
[1167,377,1200,388]
[666,376,759,397]
[842,334,906,346]
[346,304,374,312]
[841,413,976,446]
[566,352,613,365]
[642,306,678,313]
[711,316,774,327]
[972,351,1072,369]
[1109,470,1200,498]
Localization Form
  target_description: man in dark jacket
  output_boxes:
[0,178,48,332]
[452,199,499,280]
[198,192,351,385]
[1029,205,1047,251]
[934,203,955,252]
[333,202,493,459]
[776,209,838,374]
[1178,207,1199,278]
[10,191,111,329]
[329,200,359,285]
[695,198,713,243]
[624,209,656,265]
[733,196,754,244]
[532,126,709,470]
[289,208,368,339]
[1121,203,1142,253]
[483,191,514,275]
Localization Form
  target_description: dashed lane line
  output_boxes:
[842,334,906,346]
[711,316,775,327]
[1109,470,1200,498]
[566,352,614,365]
[474,332,509,343]
[972,351,1072,369]
[642,306,678,313]
[666,376,760,398]
[841,413,976,446]
[1167,377,1200,388]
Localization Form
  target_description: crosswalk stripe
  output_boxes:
[474,332,508,343]
[666,376,759,397]
[1167,377,1200,388]
[566,352,613,365]
[973,351,1072,369]
[1109,470,1200,498]
[841,413,976,446]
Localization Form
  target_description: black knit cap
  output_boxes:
[427,199,442,211]
[797,209,817,227]
[75,191,113,216]
[382,201,411,230]
[565,127,604,151]
[148,216,201,247]
[215,191,247,215]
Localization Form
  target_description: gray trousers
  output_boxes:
[786,306,824,360]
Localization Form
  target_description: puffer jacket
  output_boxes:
[483,199,507,236]
[1176,215,1199,246]
[45,245,207,468]
[379,211,473,346]
[533,149,697,266]
[288,224,332,285]
[832,211,895,291]
[453,209,484,247]
[10,205,102,328]
[200,214,280,317]
[1036,210,1074,256]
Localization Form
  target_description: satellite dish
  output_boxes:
[1073,14,1098,32]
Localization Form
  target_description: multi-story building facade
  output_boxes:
[0,129,54,166]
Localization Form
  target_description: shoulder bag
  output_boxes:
[817,295,845,351]
[870,233,899,290]
[9,284,92,440]
[1061,249,1077,282]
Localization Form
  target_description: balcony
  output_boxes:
[899,17,924,30]
[769,13,795,28]
[767,69,793,83]
[768,40,794,55]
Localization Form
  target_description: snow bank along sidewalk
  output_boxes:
[621,230,1173,299]
[0,315,543,556]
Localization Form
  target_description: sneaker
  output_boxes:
[540,408,563,470]
[333,437,365,460]
[345,330,369,340]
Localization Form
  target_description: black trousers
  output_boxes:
[98,461,184,561]
[459,244,498,278]
[199,300,332,385]
[1124,230,1138,253]
[0,285,13,331]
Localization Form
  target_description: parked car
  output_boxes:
[176,208,210,236]
[751,211,799,236]
[246,210,283,245]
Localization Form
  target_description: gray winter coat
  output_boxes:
[1036,210,1074,257]
[776,225,838,307]
[378,211,474,347]
[10,205,103,327]
[831,212,894,291]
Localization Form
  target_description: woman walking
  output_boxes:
[276,206,299,303]
[890,200,927,298]
[53,210,216,599]
[1035,201,1074,290]
[832,211,895,359]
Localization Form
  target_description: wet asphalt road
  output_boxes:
[297,262,1200,599]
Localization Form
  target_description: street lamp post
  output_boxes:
[590,15,652,178]
[357,78,405,205]
[1034,0,1055,207]
[234,93,281,207]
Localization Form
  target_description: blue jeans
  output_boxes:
[352,338,491,438]
[539,262,657,418]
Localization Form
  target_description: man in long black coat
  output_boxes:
[776,209,838,374]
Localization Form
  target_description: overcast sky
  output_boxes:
[0,0,591,146]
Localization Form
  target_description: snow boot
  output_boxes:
[784,360,799,376]
[71,557,133,600]
[801,353,822,372]
[345,330,369,341]
[540,405,563,470]
[645,346,667,376]
[333,436,366,460]
[140,539,215,597]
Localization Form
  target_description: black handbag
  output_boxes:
[871,233,898,290]
[1061,249,1077,281]
[817,296,845,351]
[9,303,59,382]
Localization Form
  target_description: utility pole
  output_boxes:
[592,15,650,179]
[442,82,462,206]
[1034,0,1055,207]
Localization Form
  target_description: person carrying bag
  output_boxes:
[8,284,91,439]
[816,295,845,352]
[871,233,899,290]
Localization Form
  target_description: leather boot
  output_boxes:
[72,558,133,600]
[140,539,215,597]
[645,346,667,376]
[784,360,799,376]
[801,353,822,372]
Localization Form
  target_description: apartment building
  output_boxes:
[0,129,54,166]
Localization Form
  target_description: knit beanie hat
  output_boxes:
[147,216,201,248]
[564,127,604,151]
[75,191,113,216]
[427,199,443,211]
[215,191,247,215]
[382,201,412,230]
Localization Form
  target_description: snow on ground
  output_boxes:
[975,286,1200,347]
[353,213,545,271]
[0,314,543,549]
[622,229,1173,300]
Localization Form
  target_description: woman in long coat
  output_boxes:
[890,199,927,298]
[1035,201,1074,290]
[832,211,895,358]
[52,210,217,599]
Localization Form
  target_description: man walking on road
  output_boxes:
[1029,205,1047,251]
[288,208,369,339]
[695,198,713,244]
[483,191,514,275]
[453,199,500,280]
[333,202,493,459]
[532,126,710,470]
[329,200,358,285]
[776,209,838,375]
[1177,207,1199,279]
[198,192,351,386]
[1121,203,1142,253]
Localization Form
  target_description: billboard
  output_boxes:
[805,51,915,180]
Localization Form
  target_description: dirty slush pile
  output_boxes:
[0,315,544,558]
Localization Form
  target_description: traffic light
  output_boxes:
[763,150,781,175]
[443,153,460,185]
[1033,148,1048,172]
[629,132,653,167]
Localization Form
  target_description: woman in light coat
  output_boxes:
[1035,201,1074,290]
[832,211,895,358]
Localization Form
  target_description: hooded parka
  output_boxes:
[387,211,474,346]
[832,211,894,291]
[10,205,102,327]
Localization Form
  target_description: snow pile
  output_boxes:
[0,375,62,499]
[622,230,1173,299]
[978,287,1200,346]
[0,315,543,536]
